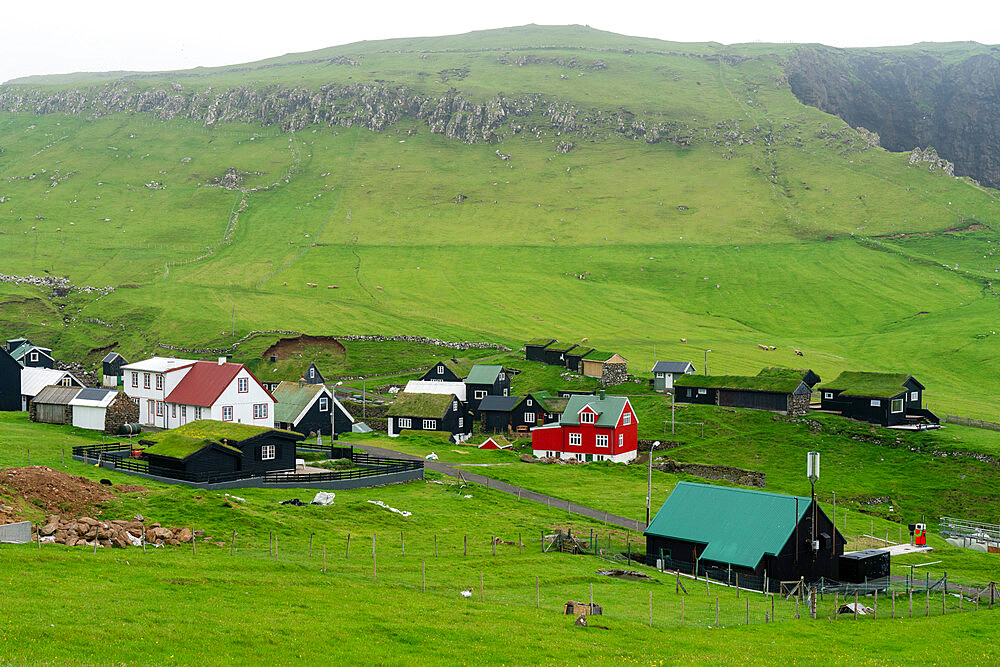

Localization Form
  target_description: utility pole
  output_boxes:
[646,441,661,527]
[671,392,675,436]
[232,307,235,337]
[362,376,366,419]
[704,349,711,375]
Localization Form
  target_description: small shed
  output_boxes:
[69,388,138,433]
[544,341,578,367]
[101,352,128,387]
[838,549,891,583]
[674,368,817,417]
[21,367,83,411]
[524,338,557,362]
[818,371,938,428]
[29,385,82,424]
[478,394,539,434]
[581,351,628,386]
[651,361,696,391]
[564,347,594,373]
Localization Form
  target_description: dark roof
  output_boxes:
[818,371,921,399]
[645,482,813,569]
[387,392,456,418]
[675,367,811,393]
[77,387,114,401]
[102,352,125,364]
[652,361,695,374]
[478,395,523,412]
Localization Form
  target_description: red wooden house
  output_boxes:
[530,391,637,463]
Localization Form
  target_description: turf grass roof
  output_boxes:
[818,371,917,399]
[388,392,456,418]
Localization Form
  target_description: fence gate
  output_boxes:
[0,521,32,544]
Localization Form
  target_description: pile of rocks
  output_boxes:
[36,514,205,549]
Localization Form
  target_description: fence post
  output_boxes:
[926,588,929,617]
[372,532,376,559]
[422,558,425,593]
[230,530,236,556]
[346,533,351,559]
[715,597,720,627]
[492,534,496,557]
[480,571,484,602]
[434,534,438,557]
[649,590,653,627]
[309,533,313,556]
[834,590,838,620]
[771,595,774,622]
[536,576,539,608]
[465,534,468,556]
[795,596,799,620]
[373,554,377,583]
[401,531,404,556]
[519,532,522,555]
[323,545,326,573]
[909,589,912,618]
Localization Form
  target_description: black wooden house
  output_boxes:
[419,359,463,383]
[102,352,128,387]
[564,347,594,373]
[645,482,846,583]
[387,392,472,442]
[0,347,21,411]
[272,380,354,438]
[303,362,325,385]
[544,341,578,366]
[524,338,557,362]
[674,367,818,417]
[818,371,939,428]
[464,364,510,414]
[141,420,301,478]
[478,395,542,434]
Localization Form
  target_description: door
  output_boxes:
[147,400,154,425]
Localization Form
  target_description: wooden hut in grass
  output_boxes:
[564,347,594,373]
[581,350,628,386]
[29,385,82,424]
[644,482,846,583]
[544,341,578,367]
[141,420,301,478]
[387,391,472,442]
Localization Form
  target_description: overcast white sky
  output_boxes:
[2,0,998,83]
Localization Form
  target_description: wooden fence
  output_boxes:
[944,415,1000,431]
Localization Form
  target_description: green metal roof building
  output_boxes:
[644,482,846,584]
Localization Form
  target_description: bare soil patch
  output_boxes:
[262,334,346,360]
[0,466,115,521]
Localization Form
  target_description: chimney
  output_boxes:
[599,389,606,400]
[218,356,226,365]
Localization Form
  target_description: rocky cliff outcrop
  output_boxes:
[786,46,1000,187]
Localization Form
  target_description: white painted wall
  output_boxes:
[162,368,274,429]
[72,406,106,431]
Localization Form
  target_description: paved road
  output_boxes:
[353,443,647,532]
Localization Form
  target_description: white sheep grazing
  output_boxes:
[679,338,687,343]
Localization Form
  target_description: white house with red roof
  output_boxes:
[530,390,638,463]
[121,356,197,426]
[161,358,276,429]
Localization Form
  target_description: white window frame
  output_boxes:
[910,391,918,401]
[618,434,624,447]
[870,399,881,407]
[499,372,505,381]
[474,390,486,399]
[319,396,329,412]
[171,404,177,418]
[222,406,233,421]
[524,412,535,424]
[180,405,186,419]
[422,419,436,430]
[437,365,444,374]
[596,434,609,448]
[143,373,151,389]
[29,351,38,362]
[238,377,249,393]
[452,400,458,411]
[261,445,275,461]
[623,412,631,426]
[891,398,904,414]
[309,368,316,379]
[526,399,533,407]
[458,417,464,428]
[697,388,707,395]
[253,403,268,419]
[60,377,72,387]
[131,372,138,388]
[398,417,412,429]
[580,411,595,424]
[155,374,163,390]
[156,401,164,416]
[194,407,202,420]
[824,392,833,400]
[503,388,508,396]
[569,433,582,446]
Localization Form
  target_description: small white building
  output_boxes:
[69,388,136,432]
[402,380,467,402]
[121,356,197,426]
[20,367,82,411]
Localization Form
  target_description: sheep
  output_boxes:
[794,349,803,356]
[581,337,589,343]
[758,344,768,350]
[679,338,687,343]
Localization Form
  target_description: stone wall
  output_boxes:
[600,362,628,387]
[654,458,766,488]
[104,393,139,435]
[788,393,811,418]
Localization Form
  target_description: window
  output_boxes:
[656,372,664,378]
[422,419,436,430]
[618,434,624,447]
[253,403,268,419]
[499,372,505,381]
[156,401,163,416]
[910,391,918,401]
[503,388,508,396]
[623,412,631,426]
[238,377,249,393]
[437,365,444,374]
[474,390,486,399]
[143,373,150,389]
[29,351,38,362]
[60,377,72,387]
[398,418,412,429]
[580,411,595,424]
[261,445,275,461]
[458,417,464,428]
[194,407,202,420]
[891,399,904,414]
[180,406,186,419]
[319,396,329,412]
[870,399,881,407]
[526,399,533,407]
[155,374,163,390]
[452,400,458,411]
[569,433,582,446]
[686,388,693,397]
[524,412,535,424]
[309,368,315,379]
[222,406,233,421]
[132,372,138,388]
[697,388,707,395]
[171,404,177,418]
[824,392,833,400]
[596,434,609,448]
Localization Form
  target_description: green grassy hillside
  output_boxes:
[1,26,1000,413]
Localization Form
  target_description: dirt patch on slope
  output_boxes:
[262,334,346,360]
[0,467,116,522]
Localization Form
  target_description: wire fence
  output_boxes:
[23,525,999,630]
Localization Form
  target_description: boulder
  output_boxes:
[519,454,536,463]
[40,522,58,537]
[175,528,193,544]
